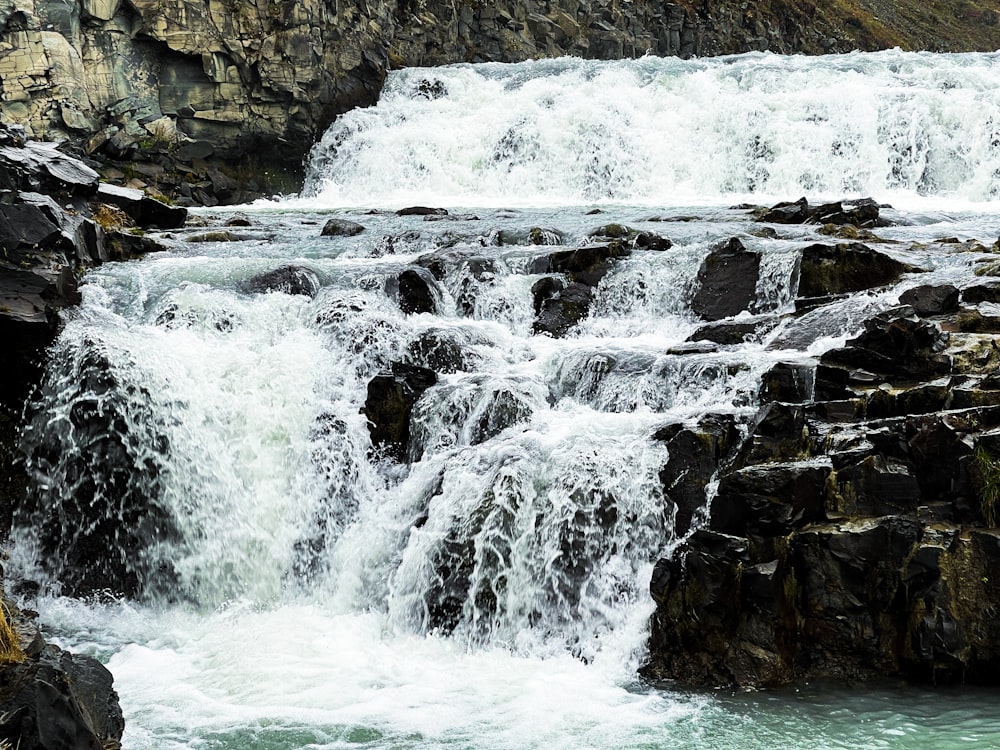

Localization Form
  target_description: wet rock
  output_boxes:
[634,231,673,251]
[0,622,124,750]
[387,267,440,315]
[710,460,831,536]
[95,183,187,229]
[760,361,814,403]
[531,278,593,337]
[407,329,480,373]
[321,218,365,236]
[962,283,1000,305]
[832,454,921,517]
[756,197,881,227]
[242,265,321,297]
[187,230,243,243]
[397,206,448,216]
[797,242,915,298]
[17,342,175,598]
[688,317,779,345]
[362,362,438,460]
[654,415,738,535]
[534,242,631,287]
[899,284,960,316]
[691,237,761,321]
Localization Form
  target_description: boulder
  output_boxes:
[0,625,124,750]
[533,242,631,287]
[710,459,831,535]
[362,362,438,460]
[387,267,440,315]
[797,242,915,298]
[96,183,187,229]
[321,218,365,236]
[242,265,321,297]
[899,284,960,316]
[532,278,593,337]
[691,237,761,321]
[0,139,99,197]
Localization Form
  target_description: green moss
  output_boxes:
[975,445,1000,526]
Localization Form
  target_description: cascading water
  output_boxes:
[10,51,1000,748]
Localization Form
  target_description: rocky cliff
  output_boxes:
[2,0,999,204]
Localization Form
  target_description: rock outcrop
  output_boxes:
[644,273,1000,687]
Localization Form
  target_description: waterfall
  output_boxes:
[11,51,1000,749]
[301,51,1000,208]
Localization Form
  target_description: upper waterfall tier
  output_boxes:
[303,51,1000,208]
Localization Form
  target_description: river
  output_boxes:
[10,51,1000,748]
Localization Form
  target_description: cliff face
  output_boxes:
[2,0,999,203]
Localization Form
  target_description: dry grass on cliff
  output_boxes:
[0,601,25,665]
[829,0,1000,51]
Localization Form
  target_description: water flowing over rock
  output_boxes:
[691,237,761,321]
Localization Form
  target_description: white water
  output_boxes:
[11,52,1000,749]
[303,51,1000,210]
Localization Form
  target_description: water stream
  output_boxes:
[10,51,1000,748]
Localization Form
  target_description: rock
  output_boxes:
[387,268,440,315]
[691,237,761,321]
[362,362,438,460]
[760,361,814,403]
[532,278,593,337]
[756,197,880,227]
[407,328,480,373]
[688,317,779,345]
[0,629,124,750]
[96,183,187,229]
[798,242,915,298]
[633,231,673,251]
[654,415,738,535]
[709,460,831,536]
[0,140,99,197]
[242,265,321,297]
[397,206,448,216]
[16,341,175,598]
[899,284,960,316]
[962,283,1000,305]
[321,218,365,236]
[533,242,631,287]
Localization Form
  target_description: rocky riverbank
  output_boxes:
[1,0,999,206]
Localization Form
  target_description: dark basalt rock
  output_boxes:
[407,329,480,373]
[797,242,916,298]
[899,284,960,316]
[397,206,448,216]
[16,341,176,599]
[0,135,99,197]
[756,197,881,227]
[709,460,831,536]
[654,415,738,536]
[96,183,187,229]
[0,625,124,750]
[531,278,593,337]
[533,241,631,287]
[320,218,365,236]
[691,237,761,321]
[760,361,814,403]
[362,362,438,460]
[688,317,780,345]
[387,267,440,315]
[242,265,322,297]
[962,283,1000,305]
